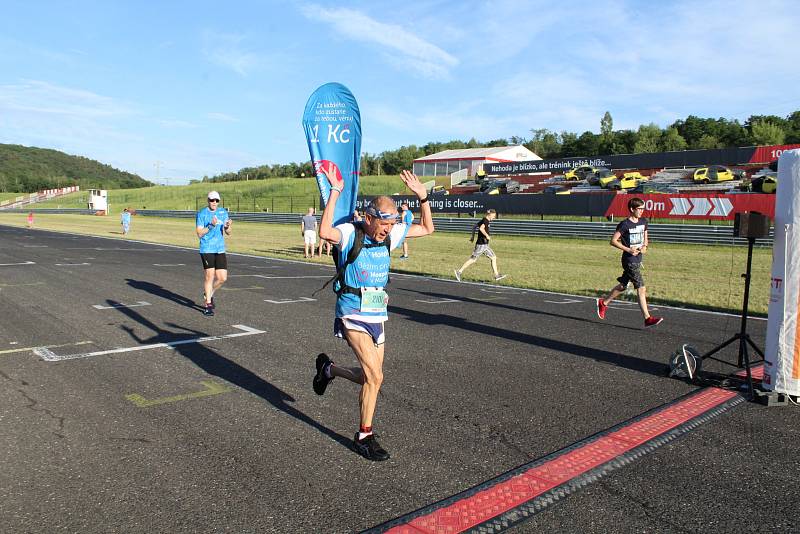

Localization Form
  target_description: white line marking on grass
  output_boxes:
[0,261,35,266]
[264,297,317,304]
[92,301,152,310]
[34,325,266,362]
[415,298,460,304]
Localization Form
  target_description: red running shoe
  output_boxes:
[596,299,608,320]
[644,316,664,328]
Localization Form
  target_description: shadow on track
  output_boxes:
[126,278,204,311]
[112,301,353,450]
[400,287,643,333]
[388,303,668,377]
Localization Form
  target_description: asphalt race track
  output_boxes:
[1,224,798,533]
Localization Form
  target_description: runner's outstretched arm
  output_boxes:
[401,170,434,238]
[318,165,343,245]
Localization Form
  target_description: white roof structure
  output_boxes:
[412,145,540,178]
[413,145,540,162]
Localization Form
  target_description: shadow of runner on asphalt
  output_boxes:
[387,304,668,377]
[112,301,353,450]
[126,278,204,311]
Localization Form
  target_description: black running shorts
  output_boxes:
[200,253,227,270]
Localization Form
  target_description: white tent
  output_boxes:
[412,145,540,177]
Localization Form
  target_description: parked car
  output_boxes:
[479,179,520,194]
[543,185,571,195]
[430,185,448,195]
[564,165,597,181]
[693,165,734,183]
[629,182,678,194]
[749,174,777,194]
[586,168,616,187]
[608,173,649,190]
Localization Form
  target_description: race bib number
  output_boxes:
[360,287,388,313]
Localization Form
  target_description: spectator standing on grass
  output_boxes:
[27,212,34,228]
[596,197,663,328]
[454,209,506,282]
[399,201,413,259]
[313,168,434,461]
[301,207,317,258]
[318,234,332,257]
[195,191,232,317]
[121,208,131,236]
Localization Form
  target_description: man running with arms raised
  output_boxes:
[313,169,433,461]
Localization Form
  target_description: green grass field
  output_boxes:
[0,212,771,315]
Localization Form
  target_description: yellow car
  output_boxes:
[609,173,648,190]
[564,165,596,181]
[693,165,733,183]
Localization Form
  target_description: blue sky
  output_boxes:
[1,0,797,184]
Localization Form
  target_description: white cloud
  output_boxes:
[300,4,458,78]
[0,80,134,118]
[207,112,239,122]
[202,31,260,76]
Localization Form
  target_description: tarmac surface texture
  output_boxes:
[0,224,797,533]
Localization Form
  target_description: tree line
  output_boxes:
[204,110,800,183]
[0,144,150,193]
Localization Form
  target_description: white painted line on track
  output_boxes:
[544,298,583,304]
[55,262,90,266]
[92,301,152,310]
[230,274,330,279]
[0,261,35,266]
[264,297,317,304]
[34,324,266,362]
[0,341,93,356]
[27,228,766,321]
[415,298,460,304]
[153,263,185,266]
[23,245,47,248]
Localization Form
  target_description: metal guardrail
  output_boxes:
[6,208,773,246]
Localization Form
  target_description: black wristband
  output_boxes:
[420,196,429,204]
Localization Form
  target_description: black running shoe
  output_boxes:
[313,353,333,395]
[353,433,390,461]
[203,304,214,316]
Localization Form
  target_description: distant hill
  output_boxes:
[0,144,152,193]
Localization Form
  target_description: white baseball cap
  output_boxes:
[207,191,221,200]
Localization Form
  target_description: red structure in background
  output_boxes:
[605,194,775,220]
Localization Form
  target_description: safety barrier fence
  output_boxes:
[4,208,773,246]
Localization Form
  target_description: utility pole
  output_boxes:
[154,161,164,185]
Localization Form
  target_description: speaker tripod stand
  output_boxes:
[700,236,765,399]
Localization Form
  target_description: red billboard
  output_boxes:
[605,194,775,220]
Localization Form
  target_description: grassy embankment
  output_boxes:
[0,211,771,315]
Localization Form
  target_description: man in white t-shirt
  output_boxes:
[313,167,434,461]
[301,207,317,258]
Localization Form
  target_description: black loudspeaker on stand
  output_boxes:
[700,212,770,398]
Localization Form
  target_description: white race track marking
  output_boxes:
[55,262,90,266]
[415,298,460,304]
[23,245,48,248]
[0,261,35,266]
[34,324,266,362]
[0,341,93,356]
[230,274,330,279]
[153,263,185,266]
[92,301,152,310]
[544,298,583,304]
[264,297,317,304]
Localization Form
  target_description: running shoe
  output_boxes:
[203,293,215,309]
[399,255,408,260]
[313,353,334,395]
[597,299,608,320]
[353,433,390,461]
[454,269,462,282]
[494,274,507,281]
[203,304,214,316]
[644,316,664,328]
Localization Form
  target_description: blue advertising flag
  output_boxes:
[302,82,362,226]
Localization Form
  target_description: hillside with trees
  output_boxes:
[205,110,800,183]
[0,144,151,193]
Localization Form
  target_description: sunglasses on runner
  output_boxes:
[208,198,219,202]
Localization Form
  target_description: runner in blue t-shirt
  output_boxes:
[399,201,414,259]
[120,208,131,236]
[195,191,232,316]
[313,168,434,461]
[596,197,663,328]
